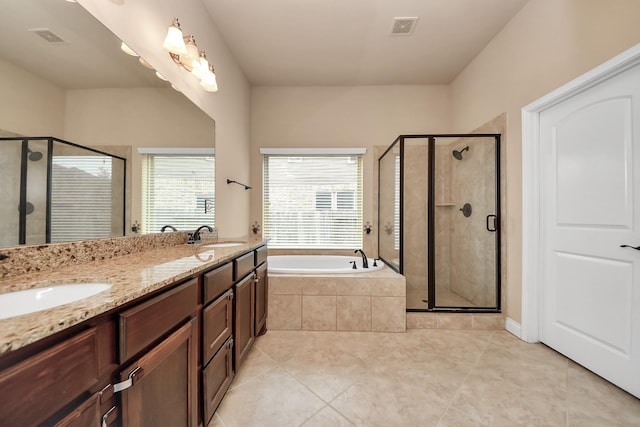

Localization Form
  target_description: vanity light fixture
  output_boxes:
[162,18,219,92]
[120,42,138,57]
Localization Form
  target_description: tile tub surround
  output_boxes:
[268,267,406,332]
[407,312,505,330]
[0,238,266,354]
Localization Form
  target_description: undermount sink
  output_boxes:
[0,283,111,320]
[203,242,245,248]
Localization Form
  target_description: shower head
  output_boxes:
[27,148,43,161]
[452,146,469,160]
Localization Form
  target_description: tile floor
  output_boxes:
[210,329,640,427]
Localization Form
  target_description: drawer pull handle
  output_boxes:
[101,406,118,427]
[113,366,144,393]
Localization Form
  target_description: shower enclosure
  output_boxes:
[378,134,501,312]
[0,137,126,248]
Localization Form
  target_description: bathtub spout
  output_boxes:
[354,249,369,268]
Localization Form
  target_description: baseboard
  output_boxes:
[505,317,522,340]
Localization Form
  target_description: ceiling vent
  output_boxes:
[28,28,66,43]
[390,17,419,36]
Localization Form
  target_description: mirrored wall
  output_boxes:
[0,137,125,248]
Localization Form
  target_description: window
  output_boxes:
[50,156,113,242]
[142,154,215,234]
[262,153,363,249]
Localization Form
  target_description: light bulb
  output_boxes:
[163,19,187,56]
[120,42,138,57]
[155,71,168,81]
[192,52,209,80]
[200,66,218,92]
[180,36,199,71]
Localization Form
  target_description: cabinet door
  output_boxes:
[119,318,198,427]
[202,337,233,425]
[254,263,268,336]
[234,274,254,370]
[0,328,101,426]
[202,289,233,365]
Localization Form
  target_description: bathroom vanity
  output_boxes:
[0,240,268,427]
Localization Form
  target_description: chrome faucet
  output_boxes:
[160,225,177,232]
[189,225,213,244]
[354,249,369,268]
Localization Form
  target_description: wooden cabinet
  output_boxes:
[118,319,198,427]
[0,243,268,426]
[0,322,116,426]
[201,267,235,426]
[202,337,233,424]
[233,273,255,370]
[118,279,198,362]
[203,262,233,305]
[117,279,198,427]
[254,263,268,336]
[202,289,233,364]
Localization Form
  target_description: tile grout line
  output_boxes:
[434,330,496,425]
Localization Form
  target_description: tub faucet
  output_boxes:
[354,249,369,268]
[161,225,177,232]
[189,225,213,244]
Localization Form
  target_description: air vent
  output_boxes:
[28,28,66,43]
[391,17,418,36]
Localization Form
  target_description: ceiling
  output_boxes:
[203,0,530,86]
[1,0,529,90]
[0,0,163,89]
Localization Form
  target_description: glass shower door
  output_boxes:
[432,136,500,309]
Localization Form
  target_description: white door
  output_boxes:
[538,63,640,397]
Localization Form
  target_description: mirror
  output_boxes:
[0,137,125,248]
[0,0,216,249]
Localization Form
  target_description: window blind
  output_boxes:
[263,155,363,249]
[50,156,113,242]
[142,155,215,234]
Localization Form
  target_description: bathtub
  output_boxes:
[267,255,406,332]
[267,255,384,274]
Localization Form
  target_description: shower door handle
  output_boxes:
[486,215,497,232]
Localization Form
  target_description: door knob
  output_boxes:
[620,244,640,251]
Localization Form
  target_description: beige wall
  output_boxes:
[64,87,215,229]
[78,0,252,240]
[451,0,640,322]
[0,57,65,136]
[250,85,451,254]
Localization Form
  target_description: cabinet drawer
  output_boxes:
[234,251,255,281]
[255,245,268,266]
[0,328,100,426]
[53,391,107,427]
[203,262,233,305]
[202,337,233,425]
[119,278,197,362]
[202,289,233,364]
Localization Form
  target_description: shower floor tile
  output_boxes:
[210,329,640,427]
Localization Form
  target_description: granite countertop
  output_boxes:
[0,240,266,355]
